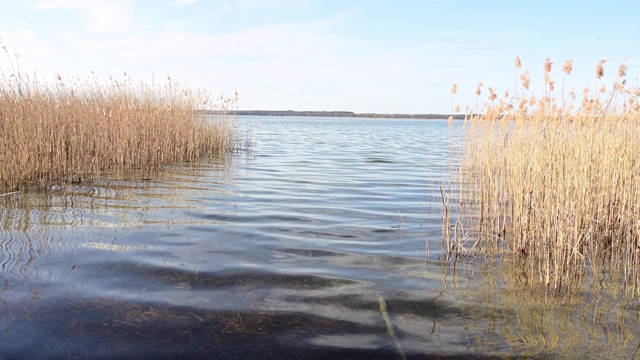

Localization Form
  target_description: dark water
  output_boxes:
[0,116,638,359]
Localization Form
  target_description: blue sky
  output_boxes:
[0,0,637,113]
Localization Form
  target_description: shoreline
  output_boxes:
[222,110,466,120]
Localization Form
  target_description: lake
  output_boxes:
[0,116,638,359]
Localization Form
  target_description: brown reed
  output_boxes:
[450,57,640,297]
[0,49,239,192]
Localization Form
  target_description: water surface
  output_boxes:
[0,116,638,359]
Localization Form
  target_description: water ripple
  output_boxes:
[2,117,572,358]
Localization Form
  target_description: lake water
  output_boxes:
[0,116,638,359]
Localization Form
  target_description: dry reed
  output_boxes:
[0,47,239,192]
[449,57,640,297]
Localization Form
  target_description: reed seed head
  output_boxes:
[562,60,574,75]
[618,62,628,78]
[488,87,497,101]
[544,58,553,73]
[596,59,606,79]
[520,70,531,90]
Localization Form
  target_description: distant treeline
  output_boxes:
[217,110,466,120]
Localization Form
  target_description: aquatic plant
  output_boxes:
[447,57,640,297]
[0,44,239,192]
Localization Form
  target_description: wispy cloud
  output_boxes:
[171,0,201,7]
[31,0,134,33]
[232,0,312,12]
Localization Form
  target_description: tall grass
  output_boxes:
[450,58,640,297]
[0,46,239,192]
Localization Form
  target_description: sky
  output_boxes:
[0,0,638,114]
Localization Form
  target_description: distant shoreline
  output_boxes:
[224,110,465,120]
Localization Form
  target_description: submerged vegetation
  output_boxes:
[447,57,640,297]
[0,45,239,192]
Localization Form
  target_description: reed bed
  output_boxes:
[449,58,640,297]
[0,49,238,192]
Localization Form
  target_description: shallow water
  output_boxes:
[0,116,639,359]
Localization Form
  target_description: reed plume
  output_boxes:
[560,60,574,106]
[561,60,573,75]
[520,70,531,90]
[475,83,483,96]
[596,59,606,79]
[544,58,553,73]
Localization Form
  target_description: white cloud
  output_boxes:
[171,0,201,7]
[31,0,134,33]
[232,0,312,12]
[86,2,133,33]
[31,0,88,10]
